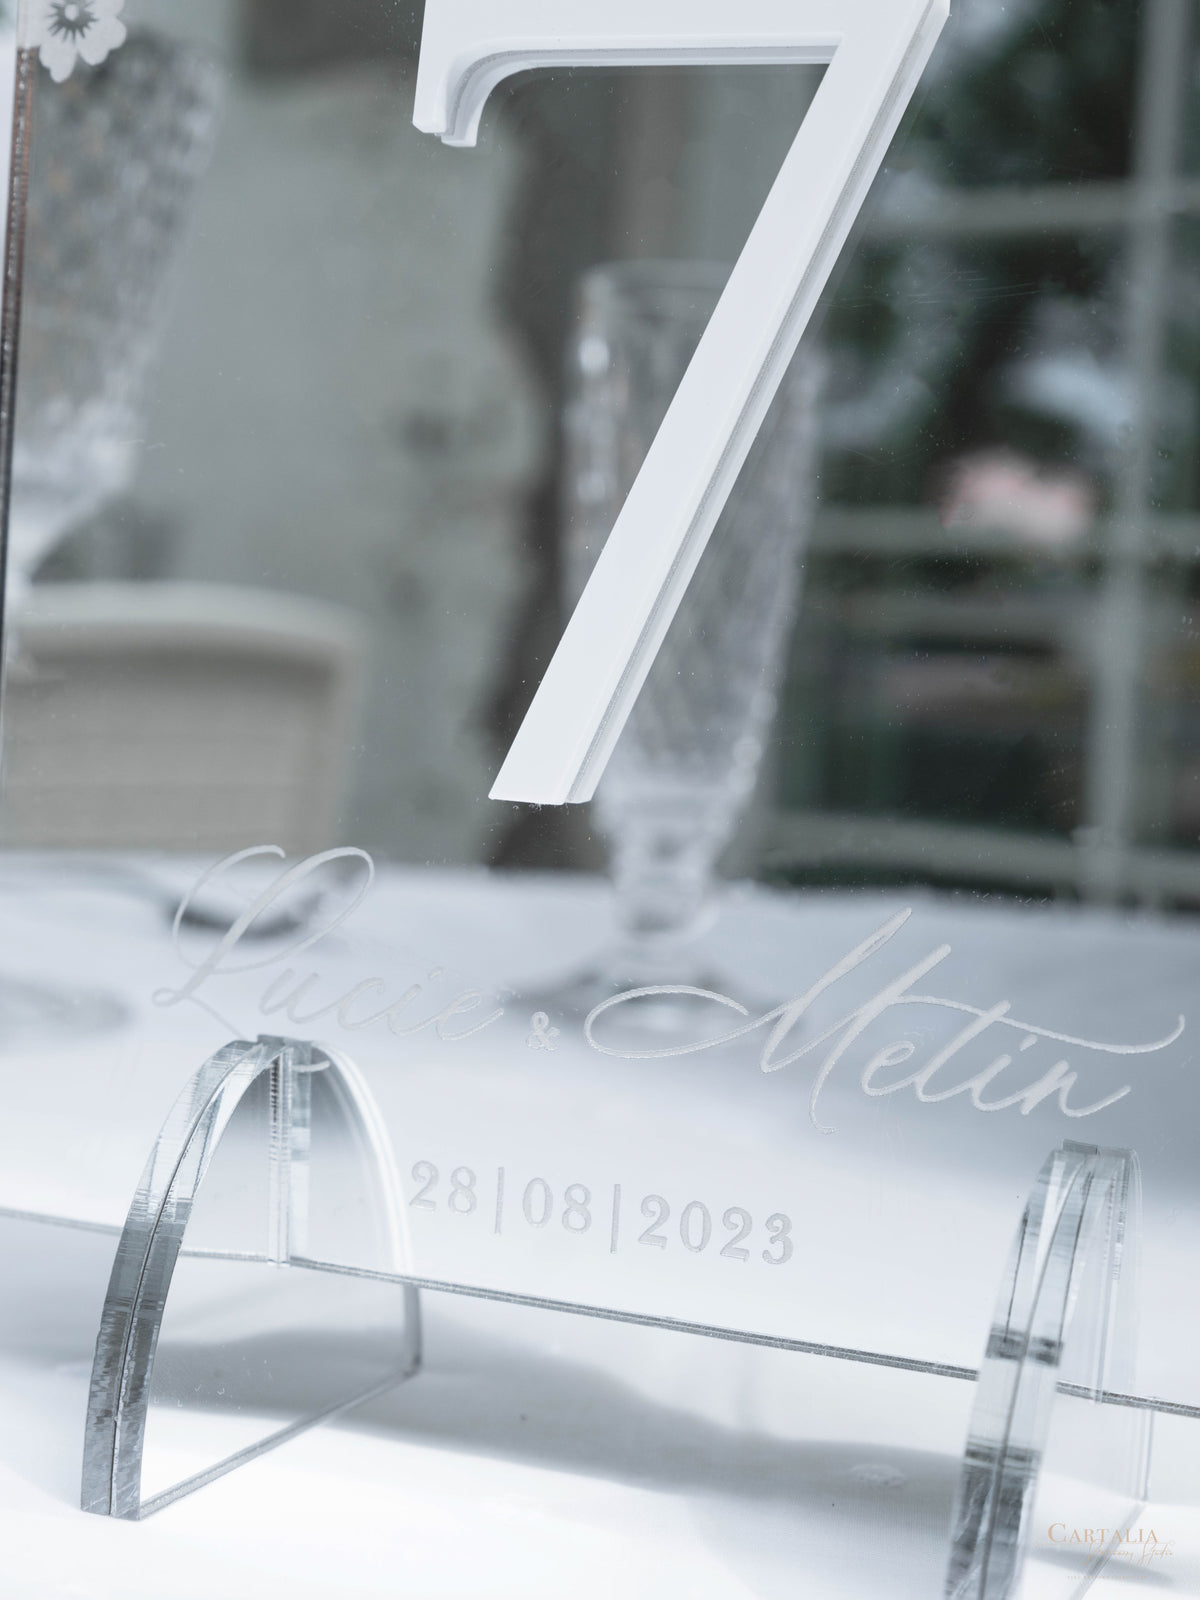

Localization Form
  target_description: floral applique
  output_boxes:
[31,0,126,84]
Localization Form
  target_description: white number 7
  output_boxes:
[415,0,948,805]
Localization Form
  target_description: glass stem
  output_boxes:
[607,813,722,985]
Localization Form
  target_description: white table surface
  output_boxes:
[1,855,1198,1597]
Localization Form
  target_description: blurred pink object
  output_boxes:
[940,448,1096,549]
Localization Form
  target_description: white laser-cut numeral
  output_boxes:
[415,0,949,805]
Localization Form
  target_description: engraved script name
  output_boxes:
[153,845,504,1042]
[158,849,1185,1132]
[585,910,1185,1131]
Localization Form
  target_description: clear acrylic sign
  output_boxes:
[0,0,1197,1594]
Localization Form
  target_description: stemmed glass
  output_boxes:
[555,261,822,1023]
[0,31,220,1045]
[7,29,221,605]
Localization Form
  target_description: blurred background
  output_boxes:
[4,0,1200,913]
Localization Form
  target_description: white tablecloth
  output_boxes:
[1,857,1198,1596]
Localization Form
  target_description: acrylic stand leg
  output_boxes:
[82,1034,421,1519]
[944,1139,1151,1599]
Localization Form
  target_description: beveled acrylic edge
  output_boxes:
[81,1034,421,1520]
[943,1140,1149,1600]
[0,34,35,673]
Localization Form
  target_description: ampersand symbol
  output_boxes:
[526,1011,560,1051]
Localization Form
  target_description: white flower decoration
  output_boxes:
[32,0,127,84]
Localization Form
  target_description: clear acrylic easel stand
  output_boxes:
[944,1140,1150,1599]
[81,1034,421,1518]
[81,1037,1149,1600]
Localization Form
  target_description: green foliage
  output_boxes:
[821,0,1142,507]
[925,0,1137,187]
